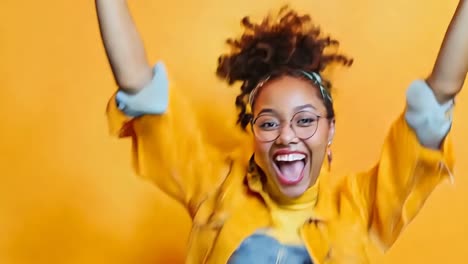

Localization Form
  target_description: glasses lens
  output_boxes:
[291,111,319,140]
[252,115,280,142]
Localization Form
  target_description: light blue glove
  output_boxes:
[405,80,454,149]
[115,61,169,117]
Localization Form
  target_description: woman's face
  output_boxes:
[252,75,335,199]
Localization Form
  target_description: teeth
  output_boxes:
[275,153,306,162]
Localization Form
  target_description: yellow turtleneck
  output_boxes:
[247,166,321,245]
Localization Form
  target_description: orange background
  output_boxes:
[1,0,467,263]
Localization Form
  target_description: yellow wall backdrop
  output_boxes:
[1,0,467,263]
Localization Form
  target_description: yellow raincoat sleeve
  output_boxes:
[105,64,242,217]
[344,81,455,251]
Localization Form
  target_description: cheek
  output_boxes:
[304,125,330,153]
[254,140,272,166]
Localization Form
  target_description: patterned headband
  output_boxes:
[248,70,333,108]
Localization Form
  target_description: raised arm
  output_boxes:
[97,1,246,216]
[427,0,468,103]
[342,2,465,251]
[95,0,152,93]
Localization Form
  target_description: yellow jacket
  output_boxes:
[106,85,454,264]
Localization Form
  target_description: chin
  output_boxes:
[278,184,310,198]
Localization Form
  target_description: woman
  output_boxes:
[96,1,467,263]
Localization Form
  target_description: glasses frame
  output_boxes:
[251,111,326,143]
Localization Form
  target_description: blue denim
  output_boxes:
[115,62,169,117]
[227,233,313,264]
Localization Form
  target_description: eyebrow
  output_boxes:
[257,108,277,116]
[293,104,317,112]
[257,104,318,116]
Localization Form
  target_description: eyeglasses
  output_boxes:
[251,111,324,142]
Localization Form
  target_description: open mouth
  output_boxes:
[272,152,307,186]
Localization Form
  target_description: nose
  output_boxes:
[275,123,298,145]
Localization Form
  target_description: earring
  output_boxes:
[327,143,332,171]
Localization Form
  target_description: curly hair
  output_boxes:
[216,6,353,130]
